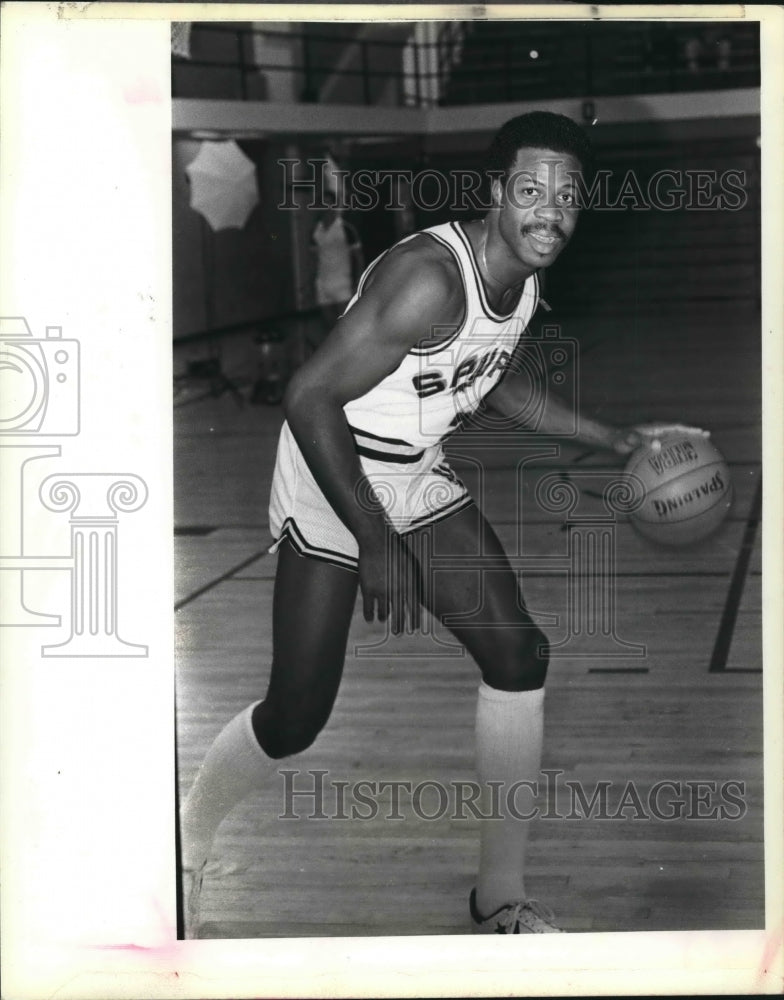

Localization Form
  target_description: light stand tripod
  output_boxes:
[192,214,244,406]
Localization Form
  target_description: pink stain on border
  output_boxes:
[754,924,783,992]
[86,896,181,955]
[124,78,162,105]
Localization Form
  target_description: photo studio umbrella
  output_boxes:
[183,140,259,402]
[185,139,259,231]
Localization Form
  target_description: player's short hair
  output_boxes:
[484,111,594,179]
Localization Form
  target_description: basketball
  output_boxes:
[625,433,733,546]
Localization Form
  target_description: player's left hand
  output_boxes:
[611,422,711,457]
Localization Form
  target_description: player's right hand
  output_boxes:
[633,422,711,444]
[358,528,421,635]
[612,422,711,456]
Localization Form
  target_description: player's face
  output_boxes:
[495,146,582,270]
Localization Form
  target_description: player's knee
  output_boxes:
[481,625,549,692]
[263,726,320,759]
[251,702,326,759]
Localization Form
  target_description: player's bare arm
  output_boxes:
[484,358,710,455]
[481,363,630,450]
[284,240,464,630]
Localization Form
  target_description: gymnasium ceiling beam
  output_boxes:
[172,88,760,141]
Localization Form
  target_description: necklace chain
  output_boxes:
[480,219,523,295]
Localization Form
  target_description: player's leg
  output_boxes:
[252,539,359,759]
[180,538,358,876]
[405,503,557,933]
[412,502,548,690]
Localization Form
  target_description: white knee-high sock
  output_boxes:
[475,681,544,916]
[180,702,271,871]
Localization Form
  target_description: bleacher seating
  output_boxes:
[440,21,760,105]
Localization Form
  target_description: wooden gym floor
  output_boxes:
[174,303,764,938]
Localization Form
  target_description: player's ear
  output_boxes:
[491,176,503,208]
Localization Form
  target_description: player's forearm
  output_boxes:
[283,388,388,546]
[489,379,621,450]
[536,395,621,450]
[573,410,624,450]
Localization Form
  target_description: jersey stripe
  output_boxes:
[451,221,525,323]
[348,229,422,303]
[354,444,425,464]
[408,229,468,357]
[343,222,540,450]
[348,425,415,448]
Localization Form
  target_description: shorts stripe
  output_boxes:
[272,498,474,569]
[401,494,475,534]
[270,421,473,571]
[271,517,359,572]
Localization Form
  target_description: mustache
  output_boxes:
[521,224,567,241]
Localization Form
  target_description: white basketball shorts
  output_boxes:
[268,421,472,571]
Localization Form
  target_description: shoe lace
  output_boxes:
[501,898,559,933]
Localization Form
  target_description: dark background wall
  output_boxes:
[173,117,760,338]
[338,117,761,316]
[173,138,298,338]
[171,14,759,339]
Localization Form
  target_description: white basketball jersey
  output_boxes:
[312,214,356,305]
[343,221,540,456]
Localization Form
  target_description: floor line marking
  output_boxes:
[708,475,763,673]
[175,549,271,611]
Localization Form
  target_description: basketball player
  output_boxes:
[310,194,364,348]
[181,112,705,936]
